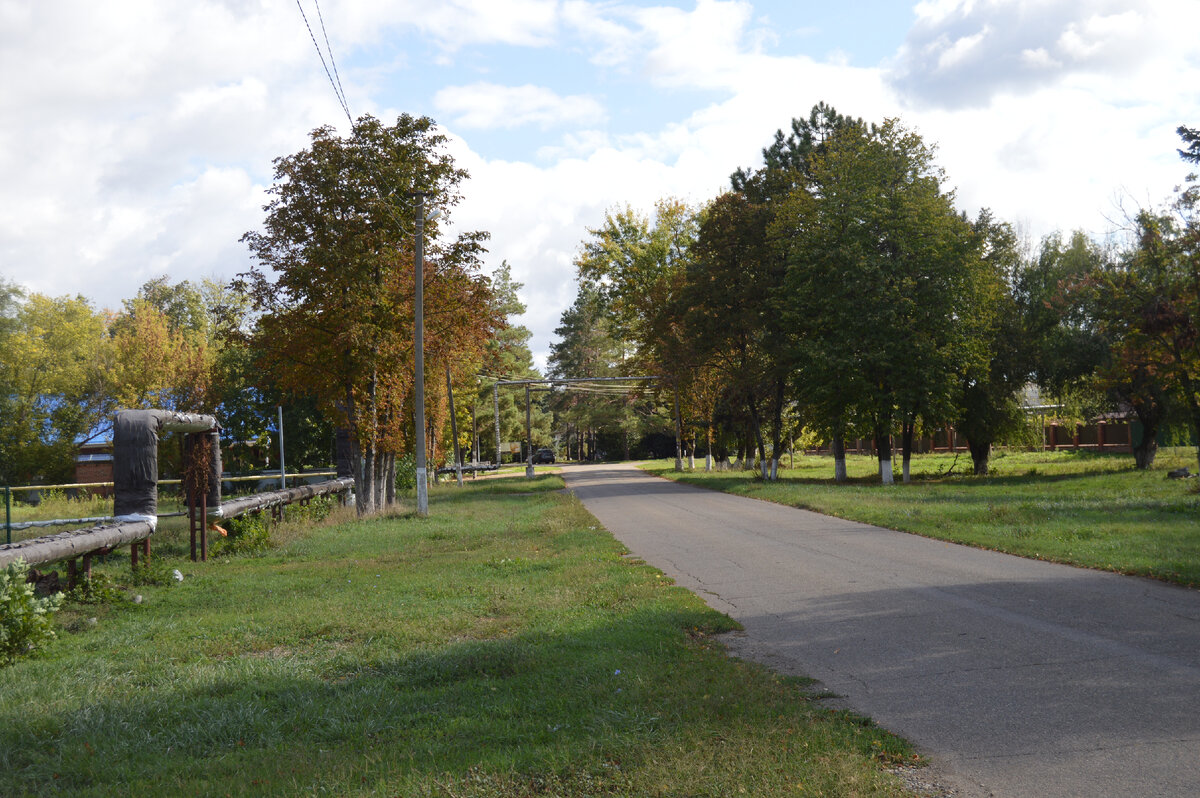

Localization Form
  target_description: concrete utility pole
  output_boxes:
[446,365,463,487]
[493,382,501,466]
[525,384,535,478]
[411,192,431,516]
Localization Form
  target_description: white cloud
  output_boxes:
[887,0,1180,108]
[935,27,990,71]
[434,83,606,130]
[338,0,559,51]
[2,0,1198,375]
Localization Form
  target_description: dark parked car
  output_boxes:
[532,448,556,464]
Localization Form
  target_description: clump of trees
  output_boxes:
[549,106,1200,481]
[237,114,513,514]
[2,114,539,515]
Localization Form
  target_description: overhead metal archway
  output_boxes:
[491,376,666,477]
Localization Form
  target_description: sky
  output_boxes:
[2,0,1198,371]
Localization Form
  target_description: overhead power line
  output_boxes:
[295,0,351,125]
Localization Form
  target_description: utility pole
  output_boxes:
[525,384,534,478]
[446,365,463,487]
[471,404,479,465]
[493,382,502,466]
[411,192,431,516]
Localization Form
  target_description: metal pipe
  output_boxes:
[494,375,659,386]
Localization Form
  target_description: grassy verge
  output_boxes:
[1,474,916,797]
[643,447,1200,586]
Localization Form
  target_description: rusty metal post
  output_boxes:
[199,481,207,561]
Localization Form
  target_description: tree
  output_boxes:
[109,298,211,414]
[1178,125,1200,165]
[0,291,112,485]
[547,283,633,459]
[477,262,548,462]
[779,118,981,484]
[724,103,866,480]
[238,114,498,514]
[1107,205,1200,471]
[955,211,1032,475]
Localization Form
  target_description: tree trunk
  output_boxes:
[769,378,785,482]
[901,418,915,484]
[748,401,768,479]
[706,418,713,472]
[969,438,991,476]
[832,429,847,483]
[875,425,894,485]
[360,441,376,515]
[1187,390,1200,476]
[384,452,396,507]
[1132,405,1160,470]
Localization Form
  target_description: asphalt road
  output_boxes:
[561,462,1200,798]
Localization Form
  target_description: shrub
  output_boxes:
[213,511,272,556]
[395,453,416,491]
[65,572,125,605]
[0,559,63,666]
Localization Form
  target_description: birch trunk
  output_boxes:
[876,427,894,486]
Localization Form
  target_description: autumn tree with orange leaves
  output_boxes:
[238,115,500,514]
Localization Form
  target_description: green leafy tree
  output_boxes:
[955,211,1032,475]
[547,284,633,459]
[779,118,982,484]
[1014,231,1110,408]
[477,262,548,462]
[0,291,112,485]
[1104,202,1200,471]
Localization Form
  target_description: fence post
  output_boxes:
[4,485,10,545]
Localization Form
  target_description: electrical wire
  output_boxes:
[313,0,350,122]
[294,0,419,241]
[295,0,351,124]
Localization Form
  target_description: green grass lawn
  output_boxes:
[1,474,916,797]
[644,447,1200,586]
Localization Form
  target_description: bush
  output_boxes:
[395,453,416,492]
[0,559,63,666]
[65,571,125,605]
[213,512,271,556]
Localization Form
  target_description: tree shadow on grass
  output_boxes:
[0,605,905,798]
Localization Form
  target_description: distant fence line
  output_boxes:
[808,421,1135,456]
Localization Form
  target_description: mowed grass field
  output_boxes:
[643,447,1200,587]
[1,475,917,798]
